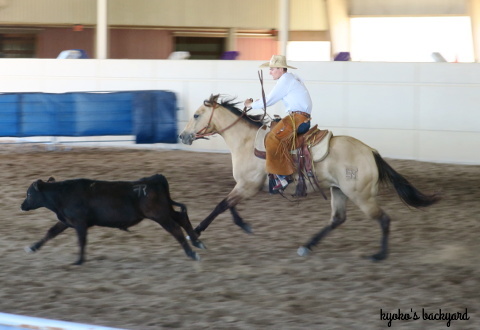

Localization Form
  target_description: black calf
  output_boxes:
[21,174,204,265]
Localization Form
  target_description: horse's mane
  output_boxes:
[204,94,265,128]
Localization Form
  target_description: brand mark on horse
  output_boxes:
[346,167,358,180]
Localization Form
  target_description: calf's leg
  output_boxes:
[172,210,206,250]
[26,221,68,253]
[73,222,88,265]
[154,216,200,261]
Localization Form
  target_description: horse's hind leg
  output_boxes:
[370,211,390,261]
[298,187,348,256]
[351,195,391,261]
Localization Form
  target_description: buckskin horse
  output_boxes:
[179,94,440,261]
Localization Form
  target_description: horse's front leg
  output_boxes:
[230,206,252,233]
[194,198,230,235]
[195,186,256,236]
[195,201,251,236]
[194,162,266,235]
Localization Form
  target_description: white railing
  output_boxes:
[0,312,124,330]
[1,59,479,164]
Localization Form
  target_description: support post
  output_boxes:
[470,0,480,62]
[279,0,289,56]
[96,0,108,59]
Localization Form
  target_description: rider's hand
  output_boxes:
[244,98,253,108]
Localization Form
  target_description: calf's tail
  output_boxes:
[171,200,188,213]
[373,151,440,208]
[153,174,188,213]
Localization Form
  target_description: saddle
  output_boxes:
[254,124,332,161]
[254,123,332,197]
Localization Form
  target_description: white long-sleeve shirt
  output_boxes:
[250,72,312,114]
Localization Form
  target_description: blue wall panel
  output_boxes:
[74,92,132,136]
[133,91,177,144]
[0,91,177,143]
[20,93,76,136]
[0,94,20,137]
[154,91,177,143]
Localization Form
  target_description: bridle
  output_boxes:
[194,101,248,140]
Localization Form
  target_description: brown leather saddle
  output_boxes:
[254,124,332,197]
[254,124,331,161]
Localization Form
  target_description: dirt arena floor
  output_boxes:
[0,145,478,330]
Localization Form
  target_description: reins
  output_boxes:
[247,70,269,124]
[195,72,268,139]
[258,70,267,122]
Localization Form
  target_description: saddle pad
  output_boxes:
[254,124,269,159]
[310,130,333,162]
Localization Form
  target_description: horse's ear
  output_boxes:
[204,94,219,107]
[47,177,56,183]
[211,94,220,108]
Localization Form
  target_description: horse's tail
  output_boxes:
[373,151,440,208]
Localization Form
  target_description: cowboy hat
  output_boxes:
[259,55,297,69]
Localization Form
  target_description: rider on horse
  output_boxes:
[244,55,313,192]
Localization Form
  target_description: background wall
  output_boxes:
[1,58,479,164]
[0,0,324,30]
[0,0,327,60]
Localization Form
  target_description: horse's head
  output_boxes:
[179,94,264,145]
[179,94,221,145]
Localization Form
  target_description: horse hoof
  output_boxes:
[193,240,207,250]
[368,253,387,262]
[24,246,34,253]
[190,252,201,261]
[297,246,311,257]
[241,223,253,234]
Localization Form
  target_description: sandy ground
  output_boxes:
[0,145,478,330]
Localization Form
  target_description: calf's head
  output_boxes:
[21,177,55,211]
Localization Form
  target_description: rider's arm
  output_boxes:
[250,74,289,110]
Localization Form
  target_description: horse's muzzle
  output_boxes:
[179,132,195,145]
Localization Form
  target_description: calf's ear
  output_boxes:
[47,177,56,183]
[33,179,44,191]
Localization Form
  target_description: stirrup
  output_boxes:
[272,181,289,192]
[272,175,291,192]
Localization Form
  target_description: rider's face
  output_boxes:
[270,67,285,80]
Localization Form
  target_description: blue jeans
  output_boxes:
[297,121,311,134]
